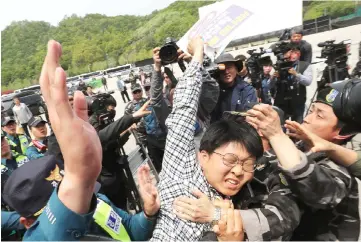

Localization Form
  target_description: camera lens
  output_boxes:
[159,44,178,65]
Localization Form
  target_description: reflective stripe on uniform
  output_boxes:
[5,135,29,156]
[15,155,29,167]
[93,199,131,241]
[1,164,9,174]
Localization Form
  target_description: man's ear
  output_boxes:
[198,150,210,169]
[333,133,353,144]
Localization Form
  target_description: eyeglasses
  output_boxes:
[132,90,141,94]
[213,152,255,172]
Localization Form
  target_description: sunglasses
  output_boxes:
[132,90,142,94]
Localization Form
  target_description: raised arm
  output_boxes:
[161,37,204,180]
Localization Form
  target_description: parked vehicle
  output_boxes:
[1,91,47,118]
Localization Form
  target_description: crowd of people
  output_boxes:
[1,27,361,242]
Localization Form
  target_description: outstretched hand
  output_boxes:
[40,40,102,213]
[132,100,152,119]
[137,165,160,217]
[285,120,332,153]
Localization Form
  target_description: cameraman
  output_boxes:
[211,53,257,123]
[260,59,274,105]
[273,45,313,123]
[290,27,313,63]
[235,54,251,83]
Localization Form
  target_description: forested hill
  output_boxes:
[1,1,213,90]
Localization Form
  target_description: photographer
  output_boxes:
[211,53,257,123]
[235,54,251,83]
[260,59,274,105]
[273,45,313,123]
[290,27,312,63]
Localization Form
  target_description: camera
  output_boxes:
[86,91,116,116]
[316,40,350,88]
[159,37,179,65]
[246,48,272,89]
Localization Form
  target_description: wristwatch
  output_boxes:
[211,207,221,226]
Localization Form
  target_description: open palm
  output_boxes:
[285,120,331,153]
[137,165,160,216]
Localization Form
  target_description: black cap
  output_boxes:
[131,83,142,92]
[2,155,101,218]
[315,87,338,107]
[2,117,16,126]
[28,116,47,127]
[3,155,65,217]
[331,79,361,135]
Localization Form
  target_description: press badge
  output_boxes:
[106,209,122,234]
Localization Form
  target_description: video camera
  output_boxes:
[246,47,272,89]
[86,91,117,130]
[268,41,295,81]
[317,40,350,87]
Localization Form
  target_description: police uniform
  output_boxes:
[25,117,48,160]
[2,155,156,241]
[2,117,30,167]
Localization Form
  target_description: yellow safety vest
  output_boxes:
[5,135,29,156]
[15,154,29,168]
[93,199,131,241]
[1,164,8,174]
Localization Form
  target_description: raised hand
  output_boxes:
[137,165,160,217]
[285,120,332,153]
[40,40,102,213]
[152,47,162,71]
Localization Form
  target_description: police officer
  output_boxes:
[26,116,48,160]
[3,155,160,241]
[1,117,30,167]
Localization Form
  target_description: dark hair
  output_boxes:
[235,55,247,62]
[199,120,263,160]
[291,27,304,36]
[13,96,20,100]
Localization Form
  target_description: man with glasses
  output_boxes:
[150,37,263,241]
[172,108,301,241]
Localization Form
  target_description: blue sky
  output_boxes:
[0,0,178,30]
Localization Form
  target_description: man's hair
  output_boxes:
[291,27,303,36]
[199,120,263,159]
[87,85,93,89]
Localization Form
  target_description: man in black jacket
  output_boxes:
[290,27,313,63]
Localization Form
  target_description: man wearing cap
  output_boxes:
[211,53,257,123]
[126,83,167,172]
[1,117,30,167]
[144,81,151,99]
[273,45,313,123]
[290,27,312,63]
[3,155,159,241]
[246,87,361,240]
[125,83,148,146]
[26,116,49,160]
